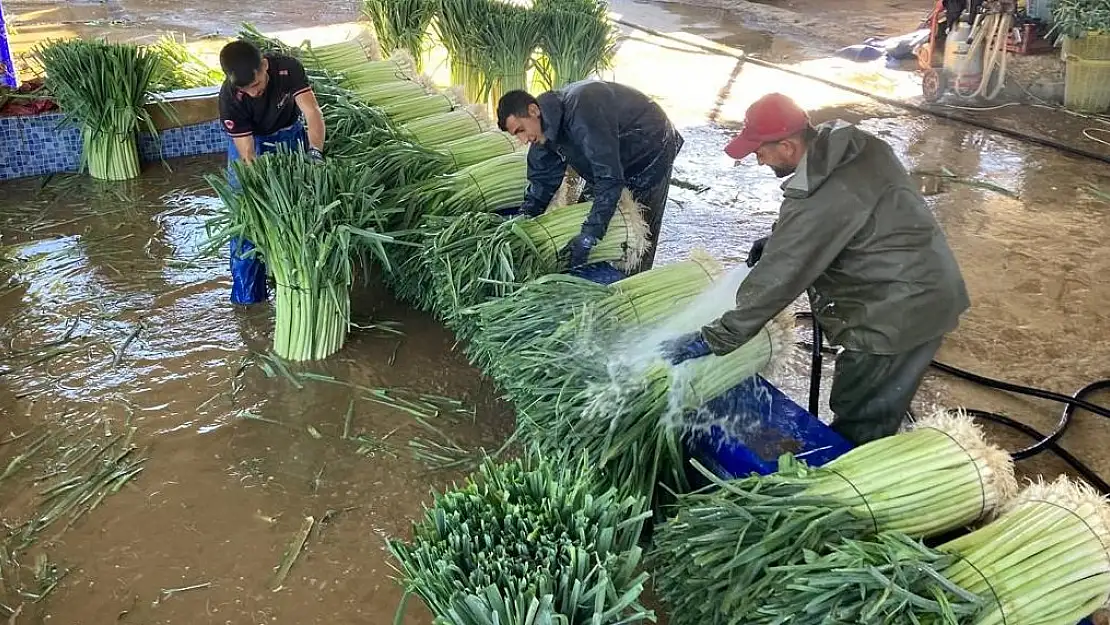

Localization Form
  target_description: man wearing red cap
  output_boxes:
[662,93,970,445]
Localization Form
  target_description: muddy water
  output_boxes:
[0,157,512,624]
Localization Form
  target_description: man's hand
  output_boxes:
[746,236,768,268]
[558,232,599,268]
[659,331,712,365]
[307,147,325,164]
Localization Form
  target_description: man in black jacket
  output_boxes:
[496,81,683,273]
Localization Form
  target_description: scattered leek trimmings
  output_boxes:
[387,454,654,625]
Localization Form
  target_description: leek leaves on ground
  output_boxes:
[388,454,653,625]
[33,39,163,181]
[362,0,437,71]
[751,476,1110,625]
[205,151,406,361]
[650,411,1019,625]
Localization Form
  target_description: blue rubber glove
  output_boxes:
[307,147,325,163]
[559,232,599,268]
[746,236,768,268]
[659,331,712,365]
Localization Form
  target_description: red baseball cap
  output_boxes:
[724,93,810,160]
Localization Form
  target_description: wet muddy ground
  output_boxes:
[4,0,1110,623]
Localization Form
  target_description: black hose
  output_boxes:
[611,17,1110,166]
[793,311,1110,493]
[808,313,823,417]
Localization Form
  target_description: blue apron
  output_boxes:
[226,121,308,304]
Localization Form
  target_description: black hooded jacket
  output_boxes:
[519,80,682,238]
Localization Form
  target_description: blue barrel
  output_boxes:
[1,0,17,89]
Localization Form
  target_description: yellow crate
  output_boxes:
[1064,55,1110,112]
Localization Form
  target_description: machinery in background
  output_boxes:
[917,0,1058,102]
[919,0,1017,101]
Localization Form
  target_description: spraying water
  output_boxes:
[574,263,775,445]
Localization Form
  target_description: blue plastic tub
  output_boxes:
[685,374,854,478]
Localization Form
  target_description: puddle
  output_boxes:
[0,155,510,624]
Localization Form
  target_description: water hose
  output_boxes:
[796,311,1110,494]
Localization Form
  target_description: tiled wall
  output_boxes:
[0,112,227,181]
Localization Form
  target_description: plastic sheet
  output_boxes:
[225,121,308,305]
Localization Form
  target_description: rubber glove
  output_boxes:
[746,236,768,268]
[558,232,599,268]
[659,331,712,365]
[307,147,325,163]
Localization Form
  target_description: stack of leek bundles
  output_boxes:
[753,474,1110,624]
[651,410,1020,625]
[533,0,618,89]
[463,253,793,503]
[33,38,163,181]
[388,453,654,624]
[205,150,406,361]
[417,190,649,334]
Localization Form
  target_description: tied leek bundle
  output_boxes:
[322,100,399,158]
[753,475,1110,625]
[534,0,618,88]
[349,75,435,106]
[388,454,654,625]
[474,0,542,105]
[435,0,492,103]
[437,130,520,170]
[465,252,723,393]
[400,105,492,147]
[332,50,417,89]
[406,150,527,219]
[205,150,405,361]
[33,39,163,181]
[301,30,382,74]
[419,192,649,329]
[362,0,437,71]
[650,411,1019,625]
[148,34,223,91]
[378,90,459,124]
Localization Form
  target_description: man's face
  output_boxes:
[237,58,269,98]
[504,104,544,146]
[755,140,800,178]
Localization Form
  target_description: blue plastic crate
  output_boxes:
[685,374,854,478]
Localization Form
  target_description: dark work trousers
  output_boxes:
[828,336,944,445]
[627,130,684,275]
